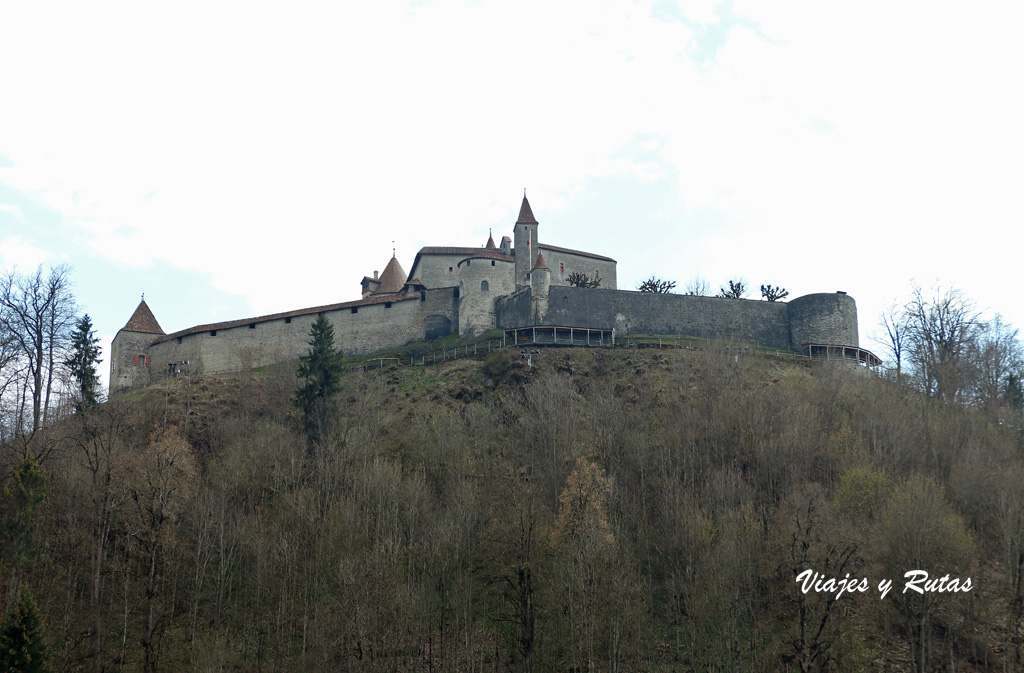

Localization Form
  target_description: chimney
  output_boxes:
[374,270,379,280]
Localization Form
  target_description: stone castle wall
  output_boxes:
[142,287,458,382]
[496,286,858,352]
[458,257,515,336]
[539,248,618,290]
[787,292,859,348]
[110,330,160,391]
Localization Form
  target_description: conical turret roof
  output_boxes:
[485,233,496,249]
[532,252,548,270]
[375,255,407,294]
[121,299,164,334]
[516,194,538,224]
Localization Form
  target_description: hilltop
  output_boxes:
[2,345,1021,672]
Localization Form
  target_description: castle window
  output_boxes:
[177,337,182,344]
[249,323,256,329]
[467,260,470,266]
[420,291,426,301]
[526,272,531,281]
[449,266,453,272]
[481,280,489,291]
[210,330,217,336]
[560,263,564,273]
[351,307,358,314]
[285,317,291,324]
[491,260,495,266]
[385,302,392,308]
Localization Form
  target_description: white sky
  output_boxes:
[2,1,1023,392]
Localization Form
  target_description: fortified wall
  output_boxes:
[494,287,858,351]
[110,288,458,393]
[110,193,875,396]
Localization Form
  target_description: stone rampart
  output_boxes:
[145,287,459,381]
[788,292,858,348]
[497,287,860,352]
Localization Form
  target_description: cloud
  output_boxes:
[1,1,1022,341]
[0,236,51,269]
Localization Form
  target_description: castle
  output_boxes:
[110,194,877,394]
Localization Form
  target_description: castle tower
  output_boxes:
[531,252,551,321]
[372,254,407,295]
[457,251,515,337]
[514,193,539,287]
[110,298,165,395]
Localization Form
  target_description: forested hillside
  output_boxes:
[2,345,1023,672]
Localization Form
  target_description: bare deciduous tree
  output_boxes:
[719,279,747,299]
[0,265,77,437]
[971,314,1022,419]
[760,284,789,302]
[904,284,981,403]
[637,277,676,293]
[684,276,710,296]
[567,271,602,288]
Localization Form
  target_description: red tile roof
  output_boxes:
[533,252,548,270]
[466,250,514,262]
[151,293,420,345]
[375,256,406,294]
[516,195,538,224]
[416,246,487,256]
[538,243,615,263]
[121,300,164,334]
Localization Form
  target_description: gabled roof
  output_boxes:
[516,195,538,225]
[375,256,407,294]
[537,243,615,263]
[121,300,164,334]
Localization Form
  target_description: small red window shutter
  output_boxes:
[145,356,150,367]
[133,355,138,366]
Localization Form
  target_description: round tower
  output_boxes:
[513,192,539,287]
[531,252,550,297]
[457,251,514,337]
[788,292,859,350]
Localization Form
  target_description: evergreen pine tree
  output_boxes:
[294,314,344,446]
[64,314,102,410]
[0,588,52,673]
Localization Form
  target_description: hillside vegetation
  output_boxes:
[2,345,1023,672]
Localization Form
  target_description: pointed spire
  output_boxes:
[485,228,497,249]
[121,298,164,334]
[532,252,548,270]
[375,255,407,294]
[516,191,538,225]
